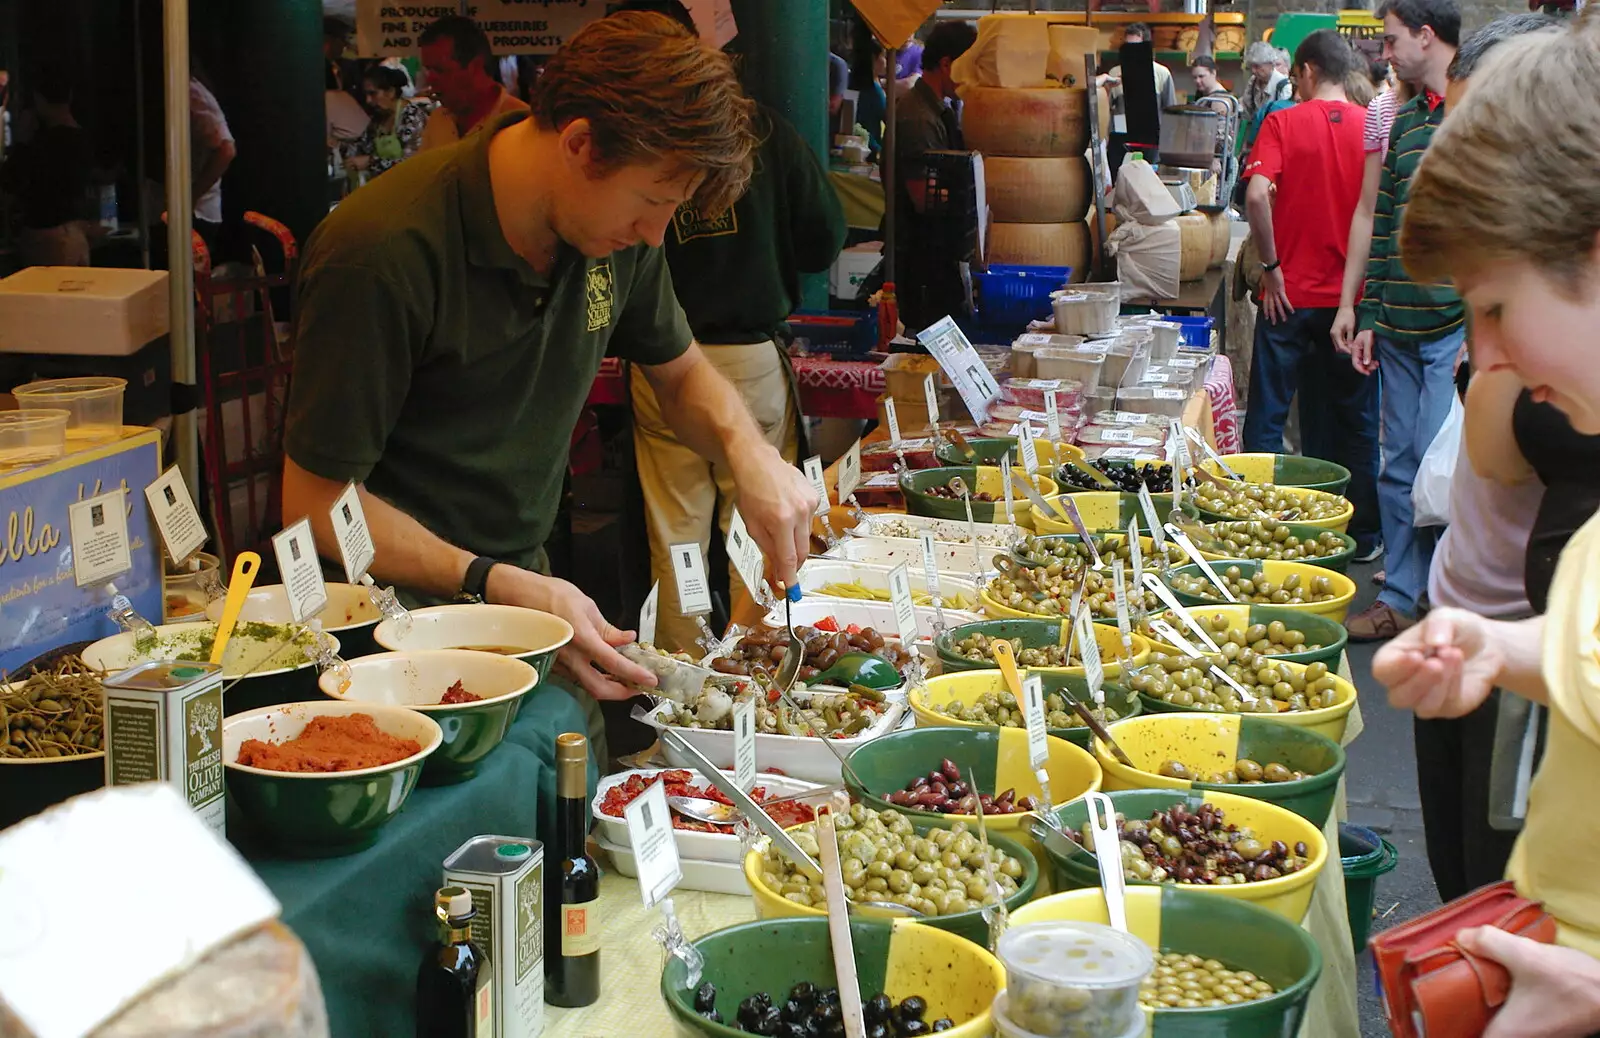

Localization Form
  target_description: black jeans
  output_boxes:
[1242,306,1382,546]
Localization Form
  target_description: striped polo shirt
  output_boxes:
[1357,93,1465,344]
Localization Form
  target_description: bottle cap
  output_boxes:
[496,843,531,861]
[436,885,475,923]
[556,732,588,764]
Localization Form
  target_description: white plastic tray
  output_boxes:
[591,767,821,861]
[850,514,1015,546]
[798,559,981,612]
[756,598,985,645]
[644,698,907,784]
[824,535,1003,574]
[597,835,754,895]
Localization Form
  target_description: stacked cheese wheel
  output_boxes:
[968,85,1103,280]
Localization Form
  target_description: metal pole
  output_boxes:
[164,0,198,490]
[883,47,897,287]
[135,0,151,269]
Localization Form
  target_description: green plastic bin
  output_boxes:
[1340,823,1399,951]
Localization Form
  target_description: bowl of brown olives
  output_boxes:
[1163,560,1356,623]
[1146,605,1348,671]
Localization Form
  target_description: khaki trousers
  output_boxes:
[631,341,798,654]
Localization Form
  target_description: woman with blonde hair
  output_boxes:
[1378,9,1600,1034]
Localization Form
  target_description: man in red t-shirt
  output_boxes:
[1240,29,1381,556]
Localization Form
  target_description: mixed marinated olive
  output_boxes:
[661,686,888,738]
[1169,565,1338,605]
[693,982,955,1036]
[1067,802,1312,885]
[1157,758,1311,785]
[710,625,910,683]
[987,558,1167,620]
[760,806,1024,916]
[922,480,997,502]
[882,758,1039,815]
[1205,519,1348,562]
[939,686,1121,729]
[1125,650,1343,714]
[1016,534,1186,570]
[951,632,1082,668]
[1195,482,1349,522]
[1140,953,1278,1009]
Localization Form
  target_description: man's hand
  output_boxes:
[730,448,818,593]
[1260,267,1293,325]
[1456,926,1600,1038]
[1349,329,1379,375]
[1372,607,1505,719]
[486,566,657,701]
[1330,306,1358,354]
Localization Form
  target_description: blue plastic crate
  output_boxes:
[971,264,1074,328]
[788,309,879,356]
[1168,315,1216,348]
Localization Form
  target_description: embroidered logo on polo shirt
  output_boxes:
[672,203,738,244]
[585,261,614,332]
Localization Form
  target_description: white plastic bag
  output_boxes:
[1413,396,1463,527]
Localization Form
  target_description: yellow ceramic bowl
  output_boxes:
[1135,655,1358,745]
[1195,484,1354,534]
[1165,559,1357,624]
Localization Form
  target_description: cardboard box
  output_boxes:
[0,267,170,357]
[830,242,883,300]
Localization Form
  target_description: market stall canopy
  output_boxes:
[850,0,942,49]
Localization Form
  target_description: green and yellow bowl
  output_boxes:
[901,466,1060,528]
[1033,788,1328,923]
[1163,560,1357,624]
[319,649,536,785]
[1200,453,1351,496]
[1135,655,1358,745]
[1193,484,1354,534]
[743,817,1041,947]
[1030,493,1200,537]
[1092,713,1347,827]
[936,618,1152,679]
[1011,886,1323,1037]
[662,916,1003,1038]
[1144,604,1347,671]
[223,700,442,857]
[936,437,1085,468]
[1198,521,1358,574]
[913,671,1143,750]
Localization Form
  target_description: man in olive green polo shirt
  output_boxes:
[282,13,817,708]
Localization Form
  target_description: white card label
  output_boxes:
[887,563,919,648]
[1076,609,1104,701]
[1099,447,1146,461]
[1018,425,1040,478]
[919,532,941,605]
[1001,452,1017,528]
[1022,674,1049,769]
[623,779,682,908]
[143,467,206,566]
[272,518,327,622]
[1138,483,1165,548]
[917,316,1003,424]
[670,541,714,616]
[734,695,758,794]
[639,581,660,646]
[838,440,862,502]
[1044,391,1063,444]
[1153,388,1187,400]
[1127,518,1145,612]
[1112,563,1131,640]
[803,456,830,517]
[885,396,902,447]
[726,508,765,596]
[68,489,132,587]
[924,373,941,426]
[1101,428,1137,443]
[330,482,377,584]
[1142,372,1173,384]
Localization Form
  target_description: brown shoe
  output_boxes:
[1345,601,1415,642]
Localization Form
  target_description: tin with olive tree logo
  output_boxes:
[444,834,546,1038]
[102,660,225,836]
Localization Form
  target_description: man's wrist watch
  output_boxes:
[1260,260,1282,273]
[456,556,499,603]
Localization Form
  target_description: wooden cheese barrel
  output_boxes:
[985,155,1092,223]
[964,86,1090,157]
[1177,213,1211,281]
[1208,212,1232,268]
[988,221,1092,278]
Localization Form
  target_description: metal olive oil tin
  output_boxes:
[102,660,225,836]
[444,834,546,1038]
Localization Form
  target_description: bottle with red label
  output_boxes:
[545,731,600,1007]
[416,886,492,1037]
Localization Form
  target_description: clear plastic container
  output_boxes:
[1081,386,1115,419]
[1012,342,1039,379]
[1100,340,1149,387]
[164,551,223,622]
[1116,385,1191,418]
[1002,377,1084,411]
[1148,321,1184,362]
[0,409,69,470]
[1137,364,1202,392]
[1051,290,1120,337]
[1033,347,1106,388]
[13,376,126,443]
[995,922,1153,1038]
[992,991,1145,1038]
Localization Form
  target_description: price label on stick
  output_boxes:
[885,396,902,448]
[330,482,377,584]
[916,317,1004,424]
[887,563,920,649]
[924,373,941,426]
[1127,518,1147,627]
[919,532,942,604]
[733,695,758,794]
[1076,609,1104,703]
[1000,451,1017,531]
[1044,390,1063,444]
[1018,424,1040,478]
[68,489,132,587]
[144,466,207,565]
[272,517,328,622]
[1137,483,1166,551]
[726,508,766,599]
[670,541,713,615]
[1022,674,1049,770]
[623,779,682,908]
[838,441,862,502]
[639,581,660,646]
[802,456,830,517]
[1112,563,1132,644]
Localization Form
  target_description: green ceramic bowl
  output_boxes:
[1145,604,1348,671]
[899,466,1059,526]
[224,700,442,857]
[1201,453,1352,496]
[934,436,1085,468]
[662,917,1004,1038]
[1011,886,1323,1037]
[913,671,1143,750]
[0,751,104,831]
[1199,521,1358,574]
[319,649,537,785]
[207,582,382,658]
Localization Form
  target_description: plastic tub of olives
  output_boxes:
[995,921,1153,1038]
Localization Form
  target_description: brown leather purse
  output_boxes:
[1370,880,1557,1038]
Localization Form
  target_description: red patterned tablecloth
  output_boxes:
[788,355,884,419]
[1205,354,1241,454]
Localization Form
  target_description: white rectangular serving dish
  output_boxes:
[591,767,821,861]
[849,513,1015,547]
[644,698,907,784]
[756,599,984,646]
[798,559,981,612]
[824,535,1001,573]
[597,835,755,895]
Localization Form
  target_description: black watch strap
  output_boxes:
[456,556,499,603]
[1261,259,1282,273]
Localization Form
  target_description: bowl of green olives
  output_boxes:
[661,916,1004,1038]
[1127,647,1356,744]
[1030,493,1201,538]
[981,548,1180,622]
[1030,789,1329,922]
[1163,560,1357,623]
[912,671,1143,749]
[1192,482,1353,533]
[1199,452,1351,497]
[1011,886,1323,1037]
[1011,533,1189,571]
[1146,605,1348,671]
[1091,712,1347,827]
[1200,520,1357,573]
[934,619,1152,679]
[744,805,1040,947]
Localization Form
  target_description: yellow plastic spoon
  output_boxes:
[209,551,261,666]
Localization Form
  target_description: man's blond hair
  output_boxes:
[1401,8,1600,292]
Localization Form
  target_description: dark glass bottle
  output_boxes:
[545,731,601,1007]
[416,886,492,1038]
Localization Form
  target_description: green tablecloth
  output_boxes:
[241,681,596,1038]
